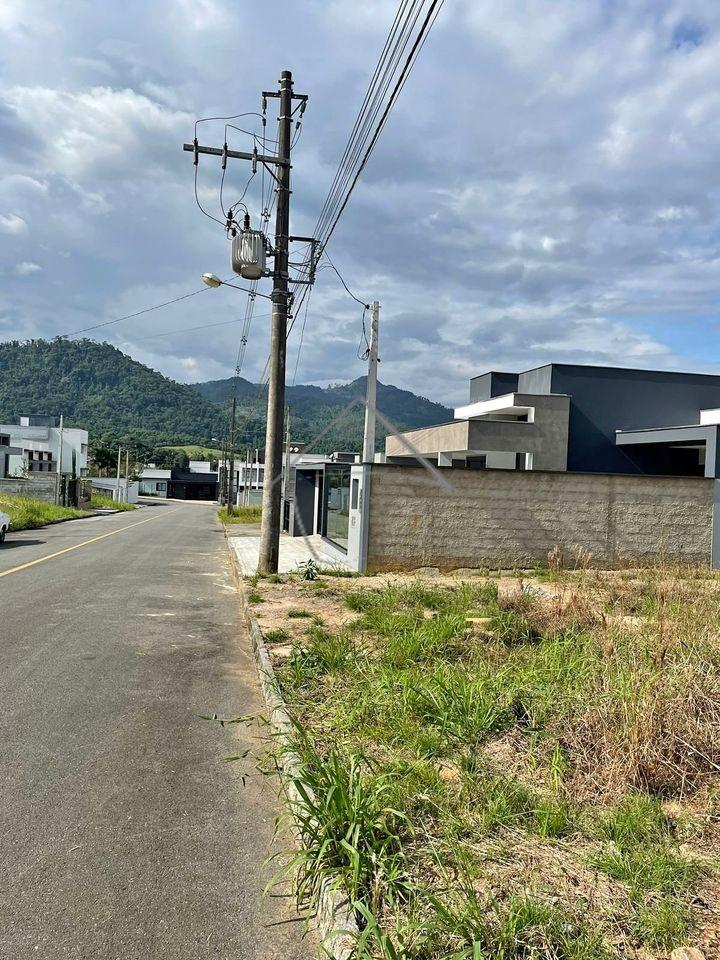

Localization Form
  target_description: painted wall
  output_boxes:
[92,478,140,503]
[518,364,720,474]
[365,465,713,571]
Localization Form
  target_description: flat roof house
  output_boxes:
[386,363,720,479]
[0,415,89,478]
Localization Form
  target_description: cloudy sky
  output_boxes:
[1,0,719,405]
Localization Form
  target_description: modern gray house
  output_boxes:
[387,363,720,480]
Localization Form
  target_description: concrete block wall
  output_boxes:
[0,476,58,502]
[365,465,714,571]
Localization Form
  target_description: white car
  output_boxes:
[0,510,9,543]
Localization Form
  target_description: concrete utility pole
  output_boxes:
[362,301,380,464]
[125,449,130,503]
[259,71,294,574]
[281,408,291,530]
[115,447,122,503]
[227,396,237,515]
[55,414,65,505]
[183,69,309,570]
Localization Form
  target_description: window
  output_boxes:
[26,450,54,472]
[0,435,9,446]
[351,478,360,510]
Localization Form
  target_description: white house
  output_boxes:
[0,416,89,479]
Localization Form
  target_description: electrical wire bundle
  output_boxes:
[287,0,445,375]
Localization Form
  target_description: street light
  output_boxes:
[201,273,272,298]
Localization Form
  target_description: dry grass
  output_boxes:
[247,566,720,959]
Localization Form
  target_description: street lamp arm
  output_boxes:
[201,273,272,299]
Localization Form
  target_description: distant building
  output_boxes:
[138,464,218,501]
[0,415,88,479]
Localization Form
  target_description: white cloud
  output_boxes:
[0,213,27,234]
[14,261,41,275]
[2,85,191,178]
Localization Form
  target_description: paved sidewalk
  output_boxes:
[229,532,351,575]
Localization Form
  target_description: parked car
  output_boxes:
[0,509,9,543]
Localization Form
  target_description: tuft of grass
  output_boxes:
[247,589,263,604]
[275,733,412,913]
[600,792,671,850]
[0,495,91,530]
[287,608,312,618]
[264,628,289,643]
[290,626,356,676]
[594,843,698,898]
[218,505,262,524]
[635,898,690,948]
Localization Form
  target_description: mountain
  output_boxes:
[191,376,453,452]
[0,339,452,453]
[0,339,225,447]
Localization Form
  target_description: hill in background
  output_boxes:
[0,339,452,453]
[191,376,453,453]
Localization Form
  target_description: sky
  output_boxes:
[1,0,720,406]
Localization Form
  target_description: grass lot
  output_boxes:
[0,494,91,530]
[218,505,262,524]
[90,494,136,511]
[244,567,720,959]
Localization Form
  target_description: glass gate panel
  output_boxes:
[324,464,351,552]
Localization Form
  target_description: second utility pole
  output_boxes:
[258,70,294,575]
[362,301,380,463]
[227,396,237,515]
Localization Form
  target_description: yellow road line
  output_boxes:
[0,508,183,579]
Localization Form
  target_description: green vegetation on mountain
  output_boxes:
[0,338,452,454]
[192,375,453,452]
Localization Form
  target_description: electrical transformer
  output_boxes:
[231,229,266,280]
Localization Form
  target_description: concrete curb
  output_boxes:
[225,536,359,960]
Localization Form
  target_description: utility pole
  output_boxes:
[362,301,380,463]
[115,447,122,503]
[227,396,237,515]
[259,70,294,574]
[55,414,65,505]
[281,408,291,531]
[253,447,259,502]
[183,69,309,571]
[125,449,130,503]
[244,447,251,506]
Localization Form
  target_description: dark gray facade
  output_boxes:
[514,363,720,475]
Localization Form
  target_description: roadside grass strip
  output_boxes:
[218,505,262,524]
[0,494,91,530]
[90,494,136,511]
[245,567,720,959]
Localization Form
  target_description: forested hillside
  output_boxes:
[192,376,453,451]
[0,339,224,446]
[0,339,452,453]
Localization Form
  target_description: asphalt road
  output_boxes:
[0,501,309,960]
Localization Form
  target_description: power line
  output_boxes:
[60,286,216,339]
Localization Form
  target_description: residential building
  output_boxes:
[138,463,218,500]
[0,415,89,479]
[386,363,720,479]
